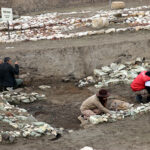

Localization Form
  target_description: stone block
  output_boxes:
[111,1,125,10]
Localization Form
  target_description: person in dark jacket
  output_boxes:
[2,57,23,89]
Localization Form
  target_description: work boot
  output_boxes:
[136,95,143,103]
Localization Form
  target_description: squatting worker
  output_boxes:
[80,89,111,120]
[131,70,150,103]
[2,57,23,90]
[79,89,132,121]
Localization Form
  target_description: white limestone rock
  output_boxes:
[80,146,94,150]
[92,17,109,29]
[94,69,107,77]
[105,28,116,34]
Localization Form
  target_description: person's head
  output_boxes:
[96,89,109,100]
[4,57,12,64]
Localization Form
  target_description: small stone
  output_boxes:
[22,99,30,103]
[86,76,95,83]
[135,57,142,64]
[36,94,46,100]
[92,17,109,29]
[105,28,116,34]
[80,146,94,150]
[9,136,15,143]
[39,85,51,90]
[117,64,126,71]
[110,63,118,71]
[68,130,74,133]
[0,135,2,142]
[94,69,107,77]
[16,116,28,121]
[29,96,37,102]
[33,122,45,126]
[101,66,112,73]
[0,116,3,120]
[20,96,27,100]
[111,1,126,10]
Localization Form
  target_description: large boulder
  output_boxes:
[92,17,109,29]
[111,1,125,10]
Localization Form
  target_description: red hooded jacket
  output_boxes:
[131,71,150,91]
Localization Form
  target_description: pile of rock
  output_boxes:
[78,58,148,88]
[0,5,150,42]
[89,102,150,125]
[0,97,59,143]
[1,91,46,104]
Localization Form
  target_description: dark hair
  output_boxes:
[4,57,11,63]
[146,71,150,77]
[98,96,107,107]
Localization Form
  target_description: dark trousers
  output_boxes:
[145,86,150,94]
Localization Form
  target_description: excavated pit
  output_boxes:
[17,81,135,130]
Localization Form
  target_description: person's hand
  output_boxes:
[15,61,18,65]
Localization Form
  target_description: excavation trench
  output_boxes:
[17,81,135,130]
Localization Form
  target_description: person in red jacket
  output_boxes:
[131,71,150,103]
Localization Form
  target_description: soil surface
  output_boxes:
[1,82,150,150]
[1,1,150,150]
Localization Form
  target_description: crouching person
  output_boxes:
[78,89,132,124]
[131,71,150,103]
[80,89,110,120]
[2,57,23,90]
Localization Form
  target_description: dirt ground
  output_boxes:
[1,1,150,150]
[1,81,150,150]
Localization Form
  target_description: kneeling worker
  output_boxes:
[131,70,150,103]
[2,57,23,90]
[79,89,131,122]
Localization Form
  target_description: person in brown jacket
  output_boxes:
[80,89,111,120]
[79,89,133,122]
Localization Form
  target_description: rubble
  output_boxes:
[0,5,150,42]
[1,91,46,104]
[89,102,150,125]
[0,94,60,143]
[78,58,148,88]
